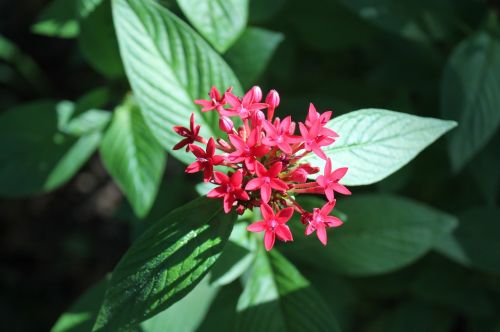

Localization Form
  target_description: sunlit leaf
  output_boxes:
[177,0,249,53]
[304,109,456,186]
[100,99,166,218]
[112,0,241,163]
[93,197,236,331]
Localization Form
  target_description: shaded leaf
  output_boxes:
[51,277,111,332]
[304,109,456,186]
[79,0,105,18]
[284,194,457,276]
[225,27,283,87]
[79,0,124,78]
[93,197,236,331]
[441,32,500,172]
[196,282,242,332]
[177,0,249,53]
[32,0,79,38]
[112,0,241,163]
[140,276,218,332]
[236,248,341,332]
[454,207,500,275]
[0,101,100,197]
[100,99,166,218]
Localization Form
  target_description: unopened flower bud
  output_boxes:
[250,86,262,103]
[219,116,234,133]
[265,89,280,109]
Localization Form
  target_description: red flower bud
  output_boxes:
[219,115,234,133]
[265,89,280,109]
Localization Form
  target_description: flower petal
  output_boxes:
[275,225,293,242]
[247,221,267,232]
[276,207,294,223]
[264,230,276,251]
[316,225,328,245]
[260,202,274,220]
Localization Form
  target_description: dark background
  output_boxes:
[1,0,500,331]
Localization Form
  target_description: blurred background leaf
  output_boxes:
[177,0,249,53]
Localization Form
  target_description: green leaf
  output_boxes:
[57,101,111,137]
[92,197,236,331]
[78,0,105,18]
[31,0,79,38]
[365,301,453,332]
[454,207,500,275]
[0,101,101,197]
[112,0,242,164]
[339,0,456,43]
[441,32,500,172]
[284,194,458,276]
[410,257,494,317]
[303,109,456,186]
[196,282,242,332]
[236,248,341,332]
[51,277,110,332]
[225,27,284,88]
[177,0,249,53]
[140,276,218,332]
[209,223,255,286]
[100,100,166,218]
[79,0,124,78]
[0,34,48,93]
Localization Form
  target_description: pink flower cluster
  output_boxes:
[173,86,351,250]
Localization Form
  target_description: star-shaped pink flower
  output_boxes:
[207,170,249,213]
[221,86,268,120]
[245,161,288,203]
[316,158,351,201]
[173,113,204,151]
[194,86,229,113]
[262,116,301,154]
[186,138,224,182]
[305,200,343,245]
[247,203,294,251]
[228,128,269,171]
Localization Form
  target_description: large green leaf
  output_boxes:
[0,101,101,197]
[31,0,79,38]
[196,282,242,332]
[100,100,166,218]
[112,0,242,163]
[236,248,341,332]
[441,32,500,172]
[92,197,236,331]
[454,207,500,275]
[140,276,218,332]
[51,277,111,332]
[79,0,124,79]
[284,194,457,276]
[339,0,455,43]
[303,109,456,186]
[177,0,249,53]
[225,27,284,88]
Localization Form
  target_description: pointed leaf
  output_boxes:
[236,248,341,332]
[112,0,242,163]
[304,109,456,185]
[284,194,458,276]
[51,277,111,332]
[0,101,100,197]
[31,0,79,38]
[92,197,236,331]
[100,100,166,218]
[225,27,284,87]
[177,0,249,53]
[140,276,218,332]
[79,0,124,79]
[441,32,500,172]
